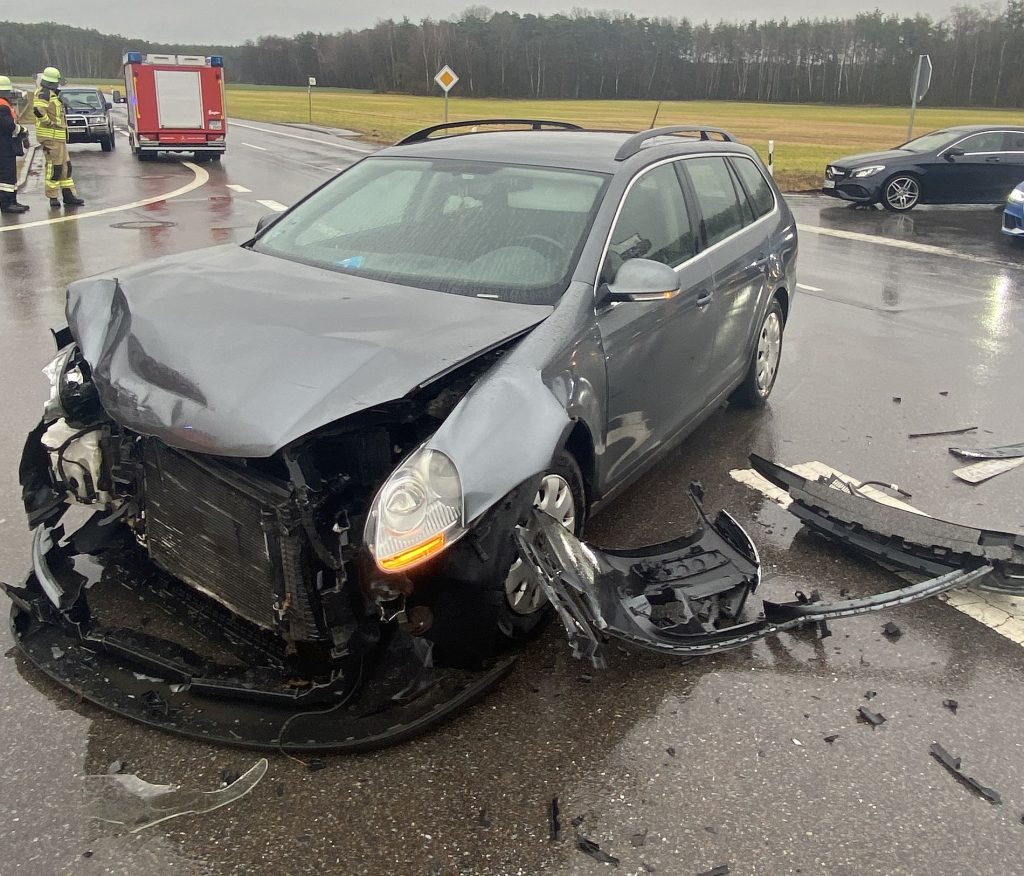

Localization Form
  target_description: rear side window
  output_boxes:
[684,157,748,247]
[957,131,1007,153]
[731,157,776,218]
[604,162,696,279]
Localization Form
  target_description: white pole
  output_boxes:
[907,55,923,141]
[767,140,775,177]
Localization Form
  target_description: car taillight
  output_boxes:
[208,120,223,131]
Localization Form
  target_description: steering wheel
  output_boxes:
[519,234,568,260]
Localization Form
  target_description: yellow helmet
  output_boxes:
[0,75,11,90]
[41,66,61,84]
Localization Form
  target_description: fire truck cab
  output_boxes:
[116,52,227,161]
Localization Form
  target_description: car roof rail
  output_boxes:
[397,119,583,145]
[614,125,738,161]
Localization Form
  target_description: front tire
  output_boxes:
[100,135,113,152]
[882,174,921,212]
[734,298,785,407]
[497,451,586,641]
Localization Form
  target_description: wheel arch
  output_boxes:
[565,419,596,505]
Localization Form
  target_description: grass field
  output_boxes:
[225,85,1024,191]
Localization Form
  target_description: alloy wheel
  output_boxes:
[504,473,577,615]
[885,176,920,211]
[755,310,783,395]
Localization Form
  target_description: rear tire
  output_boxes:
[496,451,587,642]
[733,298,785,407]
[881,174,921,212]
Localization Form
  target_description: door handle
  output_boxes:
[985,156,1001,163]
[696,290,714,308]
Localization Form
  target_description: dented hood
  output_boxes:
[66,246,551,457]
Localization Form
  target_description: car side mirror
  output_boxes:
[105,101,112,110]
[601,258,682,304]
[945,147,965,161]
[255,212,278,234]
[111,90,124,103]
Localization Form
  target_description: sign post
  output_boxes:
[434,65,459,124]
[906,55,932,140]
[307,76,316,124]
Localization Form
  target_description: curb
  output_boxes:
[17,144,41,190]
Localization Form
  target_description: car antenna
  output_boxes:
[648,101,663,129]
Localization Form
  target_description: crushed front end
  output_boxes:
[8,339,515,750]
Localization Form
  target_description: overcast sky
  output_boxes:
[7,1,961,44]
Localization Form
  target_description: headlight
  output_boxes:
[365,447,465,573]
[42,345,98,422]
[1009,188,1024,204]
[852,165,885,178]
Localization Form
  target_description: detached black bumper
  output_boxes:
[4,517,512,751]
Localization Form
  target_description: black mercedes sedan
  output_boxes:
[824,125,1024,211]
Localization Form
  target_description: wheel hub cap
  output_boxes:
[755,311,782,395]
[504,474,576,615]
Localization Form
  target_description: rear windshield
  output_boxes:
[253,157,608,305]
[897,130,956,153]
[62,90,104,111]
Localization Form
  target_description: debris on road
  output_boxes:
[824,734,840,744]
[929,743,1002,805]
[85,758,268,832]
[630,829,648,847]
[953,456,1024,485]
[882,621,903,641]
[864,690,878,700]
[892,396,902,404]
[306,758,327,773]
[943,698,959,715]
[549,796,561,842]
[949,441,1024,460]
[477,807,492,829]
[697,866,730,876]
[908,426,978,439]
[857,707,886,727]
[577,835,620,866]
[107,761,123,775]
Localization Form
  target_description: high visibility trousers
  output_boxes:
[0,155,16,205]
[40,139,78,199]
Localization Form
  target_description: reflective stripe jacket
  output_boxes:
[0,97,26,160]
[33,87,67,141]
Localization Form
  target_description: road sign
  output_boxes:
[308,76,317,87]
[434,65,459,93]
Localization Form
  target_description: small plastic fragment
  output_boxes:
[306,758,327,772]
[943,699,959,715]
[823,734,840,745]
[642,864,657,873]
[697,866,730,876]
[82,851,93,859]
[792,738,803,746]
[630,829,648,848]
[571,814,586,828]
[477,807,492,828]
[220,769,241,786]
[929,743,1001,805]
[882,621,902,641]
[549,796,561,842]
[50,646,64,660]
[577,836,619,866]
[84,758,268,833]
[107,761,123,775]
[892,396,902,404]
[864,690,878,700]
[908,425,977,439]
[857,706,886,727]
[666,747,676,757]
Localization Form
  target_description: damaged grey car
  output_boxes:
[9,121,801,749]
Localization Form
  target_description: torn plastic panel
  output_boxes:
[514,487,991,665]
[949,442,1024,460]
[749,454,1024,595]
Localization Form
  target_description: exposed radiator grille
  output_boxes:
[142,440,323,640]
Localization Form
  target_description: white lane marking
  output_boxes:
[256,199,287,212]
[232,121,373,154]
[731,462,1024,647]
[243,142,267,151]
[797,223,1021,269]
[797,283,823,293]
[226,184,252,193]
[0,161,210,233]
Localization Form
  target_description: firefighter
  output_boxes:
[33,66,85,208]
[0,74,30,213]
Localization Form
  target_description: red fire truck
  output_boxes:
[115,52,227,161]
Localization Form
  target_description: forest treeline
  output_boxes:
[2,3,1024,106]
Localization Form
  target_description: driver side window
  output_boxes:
[603,163,695,283]
[957,132,1007,154]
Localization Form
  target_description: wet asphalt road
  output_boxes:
[1,117,1024,875]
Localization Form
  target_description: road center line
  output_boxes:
[256,199,287,212]
[0,161,210,233]
[796,282,823,292]
[797,223,1022,269]
[226,183,252,193]
[232,121,373,154]
[243,142,267,151]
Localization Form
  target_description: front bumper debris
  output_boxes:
[515,485,992,666]
[4,515,512,751]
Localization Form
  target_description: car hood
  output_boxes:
[831,149,911,169]
[66,245,552,457]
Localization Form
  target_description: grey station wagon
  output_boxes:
[13,121,797,748]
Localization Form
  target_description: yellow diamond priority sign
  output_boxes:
[434,65,459,93]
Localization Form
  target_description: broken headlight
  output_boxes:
[42,345,99,424]
[365,446,466,573]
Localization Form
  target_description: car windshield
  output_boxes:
[62,90,104,111]
[253,156,608,304]
[897,130,957,153]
